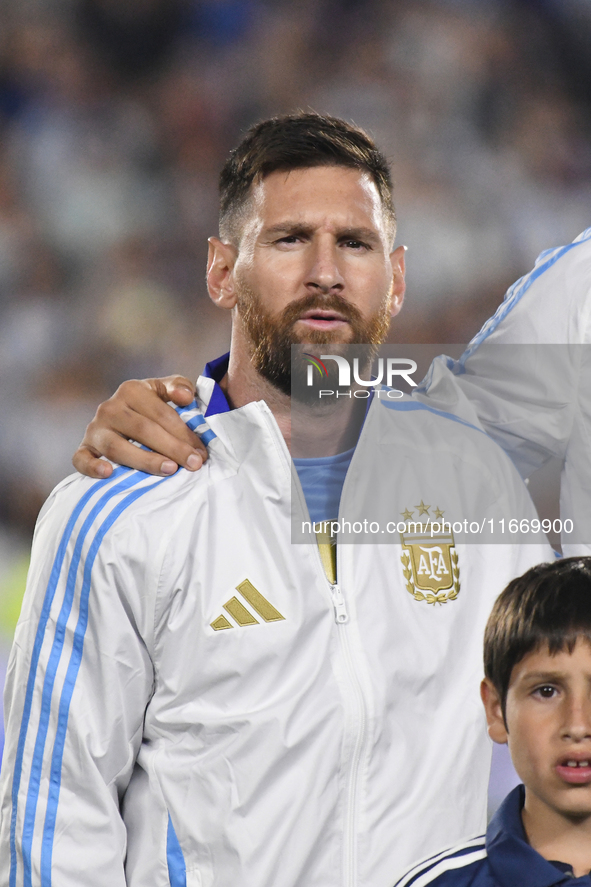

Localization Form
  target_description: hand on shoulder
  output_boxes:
[72,375,208,478]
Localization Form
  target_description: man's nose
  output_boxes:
[305,239,345,293]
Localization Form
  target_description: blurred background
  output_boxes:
[1,0,591,809]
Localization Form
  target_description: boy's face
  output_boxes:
[482,637,591,819]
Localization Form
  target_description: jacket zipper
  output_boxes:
[257,401,370,887]
[331,398,378,887]
[332,554,366,887]
[330,583,348,623]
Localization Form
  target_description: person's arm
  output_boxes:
[0,475,156,886]
[73,375,208,478]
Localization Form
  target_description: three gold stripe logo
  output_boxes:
[210,579,285,631]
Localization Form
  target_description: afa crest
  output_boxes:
[399,504,460,605]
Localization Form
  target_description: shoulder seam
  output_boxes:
[457,228,591,365]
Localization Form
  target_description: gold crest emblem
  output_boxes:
[400,506,460,605]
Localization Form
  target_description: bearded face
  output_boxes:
[236,280,391,398]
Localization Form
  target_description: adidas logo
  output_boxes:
[210,579,285,631]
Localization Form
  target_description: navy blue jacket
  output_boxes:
[395,785,591,886]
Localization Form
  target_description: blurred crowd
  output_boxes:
[1,0,591,659]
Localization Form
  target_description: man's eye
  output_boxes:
[342,239,370,250]
[276,235,300,245]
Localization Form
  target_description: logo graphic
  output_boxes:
[210,579,285,630]
[303,353,329,385]
[399,503,460,605]
[306,355,418,388]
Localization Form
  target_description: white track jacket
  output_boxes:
[439,226,591,554]
[0,363,550,887]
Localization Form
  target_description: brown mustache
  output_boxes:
[279,293,363,327]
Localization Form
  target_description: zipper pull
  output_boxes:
[330,584,349,624]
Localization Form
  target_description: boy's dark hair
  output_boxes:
[484,557,591,717]
[218,111,396,244]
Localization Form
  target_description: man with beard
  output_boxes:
[0,114,549,887]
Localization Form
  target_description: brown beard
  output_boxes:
[237,281,391,397]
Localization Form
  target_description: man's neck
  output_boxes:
[222,343,366,458]
[522,790,591,877]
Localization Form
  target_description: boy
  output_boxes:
[396,557,591,885]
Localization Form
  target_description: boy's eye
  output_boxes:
[535,685,557,699]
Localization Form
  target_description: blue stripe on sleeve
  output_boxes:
[184,414,206,431]
[167,814,187,887]
[457,227,591,371]
[20,470,148,887]
[175,406,217,442]
[178,399,198,412]
[9,468,130,887]
[39,477,169,886]
[197,429,216,445]
[379,398,487,436]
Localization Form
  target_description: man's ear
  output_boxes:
[480,678,509,744]
[207,237,239,309]
[389,244,406,318]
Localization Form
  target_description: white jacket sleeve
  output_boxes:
[445,230,591,469]
[0,471,159,887]
[434,229,591,553]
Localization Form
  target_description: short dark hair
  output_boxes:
[484,557,591,717]
[218,111,396,244]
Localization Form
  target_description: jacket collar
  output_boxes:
[199,351,376,421]
[487,785,588,886]
[202,352,231,417]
